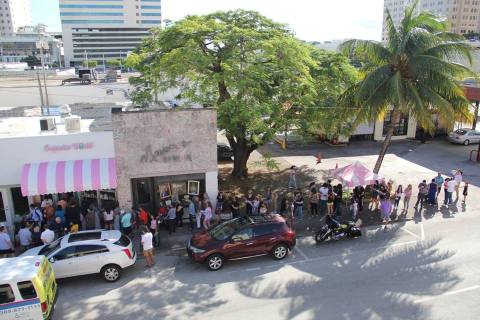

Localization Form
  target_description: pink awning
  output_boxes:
[21,158,117,196]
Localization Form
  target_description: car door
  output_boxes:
[226,227,255,259]
[49,245,77,278]
[253,224,279,254]
[73,245,110,275]
[474,131,480,143]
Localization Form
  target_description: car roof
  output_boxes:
[247,214,286,225]
[61,230,121,246]
[0,256,46,283]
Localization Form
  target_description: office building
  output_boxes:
[0,24,63,65]
[59,0,161,67]
[382,0,480,40]
[0,0,32,36]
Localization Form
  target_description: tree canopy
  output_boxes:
[127,9,358,176]
[340,1,474,173]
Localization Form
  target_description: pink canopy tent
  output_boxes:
[331,161,383,187]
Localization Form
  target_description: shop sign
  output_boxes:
[140,140,193,163]
[44,142,94,153]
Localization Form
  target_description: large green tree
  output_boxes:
[340,2,474,173]
[128,10,319,177]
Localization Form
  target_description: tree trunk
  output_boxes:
[472,100,479,130]
[231,141,251,178]
[373,108,400,174]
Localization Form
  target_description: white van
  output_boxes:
[0,256,57,320]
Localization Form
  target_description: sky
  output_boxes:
[31,0,384,42]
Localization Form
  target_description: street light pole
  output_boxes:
[38,34,50,113]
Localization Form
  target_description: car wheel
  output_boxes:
[206,254,224,271]
[272,244,288,260]
[464,140,470,146]
[101,264,121,282]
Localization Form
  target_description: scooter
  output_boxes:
[315,221,362,243]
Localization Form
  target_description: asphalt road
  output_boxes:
[53,199,480,320]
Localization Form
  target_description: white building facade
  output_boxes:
[0,0,32,36]
[59,0,161,66]
[382,0,480,40]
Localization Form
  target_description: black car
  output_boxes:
[217,143,234,160]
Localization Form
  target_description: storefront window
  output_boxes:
[383,111,409,136]
[0,192,5,222]
[11,187,29,216]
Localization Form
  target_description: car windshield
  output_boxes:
[208,216,252,240]
[38,238,62,257]
[454,129,467,135]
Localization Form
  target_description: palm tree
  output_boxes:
[339,1,474,174]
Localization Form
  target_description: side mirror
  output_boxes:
[48,257,55,263]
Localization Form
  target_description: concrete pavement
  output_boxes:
[53,198,480,320]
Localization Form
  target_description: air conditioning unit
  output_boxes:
[39,118,55,131]
[65,116,81,132]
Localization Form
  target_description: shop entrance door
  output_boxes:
[132,178,155,213]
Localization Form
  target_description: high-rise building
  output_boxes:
[382,0,480,41]
[0,0,32,36]
[59,0,161,67]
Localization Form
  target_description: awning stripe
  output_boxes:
[56,161,66,193]
[20,158,117,196]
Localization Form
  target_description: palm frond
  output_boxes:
[339,40,391,64]
[421,42,473,65]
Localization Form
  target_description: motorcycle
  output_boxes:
[315,221,362,243]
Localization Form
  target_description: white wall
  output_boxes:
[0,131,114,186]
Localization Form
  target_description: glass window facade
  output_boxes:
[62,20,124,24]
[141,12,161,16]
[141,5,161,9]
[60,4,123,8]
[141,20,161,24]
[61,12,124,16]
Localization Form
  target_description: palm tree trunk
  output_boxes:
[373,107,400,174]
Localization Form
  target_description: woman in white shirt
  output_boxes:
[202,201,213,229]
[103,209,114,230]
[140,226,155,268]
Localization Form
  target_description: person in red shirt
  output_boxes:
[139,207,149,226]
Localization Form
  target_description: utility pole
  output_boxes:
[84,50,88,67]
[103,53,106,73]
[38,34,50,113]
[36,71,45,107]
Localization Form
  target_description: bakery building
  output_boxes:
[112,108,218,213]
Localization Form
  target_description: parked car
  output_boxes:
[187,215,296,271]
[61,77,91,85]
[448,128,480,145]
[22,230,136,282]
[217,143,234,160]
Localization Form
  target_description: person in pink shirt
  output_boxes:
[403,184,412,210]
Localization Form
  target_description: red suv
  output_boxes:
[187,214,296,271]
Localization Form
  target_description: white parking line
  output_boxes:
[401,227,421,239]
[413,285,480,304]
[295,246,310,261]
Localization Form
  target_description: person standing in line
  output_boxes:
[166,205,177,234]
[319,183,329,216]
[394,185,403,210]
[31,225,42,247]
[40,225,55,245]
[454,169,463,199]
[140,226,155,268]
[445,178,457,205]
[427,179,438,206]
[370,181,380,210]
[103,208,114,230]
[120,209,133,236]
[0,225,14,257]
[49,217,65,239]
[202,201,213,229]
[18,222,32,252]
[85,208,96,230]
[193,196,202,229]
[288,166,298,189]
[434,172,444,200]
[264,187,273,213]
[175,202,184,227]
[309,188,319,216]
[259,203,268,215]
[443,178,450,205]
[403,184,412,211]
[149,213,158,247]
[252,195,261,215]
[293,191,304,220]
[327,189,335,216]
[138,207,149,226]
[380,196,393,232]
[30,204,43,226]
[54,205,66,228]
[245,190,254,215]
[188,197,197,231]
[414,180,428,209]
[231,196,240,218]
[333,184,343,215]
[65,201,81,232]
[463,182,469,203]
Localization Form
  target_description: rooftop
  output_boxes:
[0,256,45,283]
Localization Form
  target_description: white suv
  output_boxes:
[22,230,136,282]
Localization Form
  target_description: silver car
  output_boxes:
[448,128,480,145]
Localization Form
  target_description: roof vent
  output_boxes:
[65,116,81,132]
[39,118,55,131]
